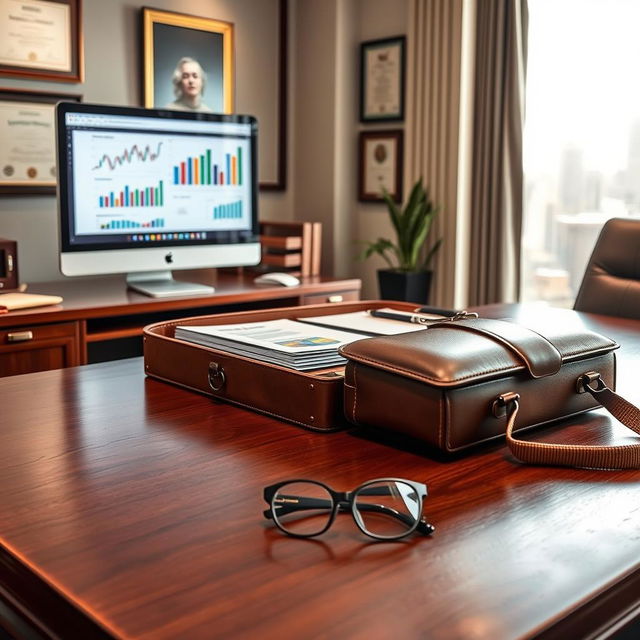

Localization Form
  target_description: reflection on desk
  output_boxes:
[0,304,640,639]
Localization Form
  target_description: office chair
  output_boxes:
[573,217,640,319]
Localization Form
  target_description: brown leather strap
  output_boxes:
[503,373,640,469]
[430,318,562,378]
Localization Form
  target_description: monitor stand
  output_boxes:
[126,271,215,298]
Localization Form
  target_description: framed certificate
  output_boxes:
[358,129,403,203]
[360,36,405,123]
[0,0,83,82]
[0,87,81,194]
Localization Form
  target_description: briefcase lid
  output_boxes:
[339,317,618,388]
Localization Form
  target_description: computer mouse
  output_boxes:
[253,272,301,287]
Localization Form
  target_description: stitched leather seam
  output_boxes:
[562,345,617,358]
[342,345,616,384]
[351,365,359,423]
[342,353,519,384]
[441,392,448,450]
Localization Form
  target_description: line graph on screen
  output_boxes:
[93,142,164,171]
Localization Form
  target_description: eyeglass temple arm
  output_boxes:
[351,486,434,534]
[264,495,435,535]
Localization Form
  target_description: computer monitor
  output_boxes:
[56,102,261,297]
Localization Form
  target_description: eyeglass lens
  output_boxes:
[272,479,422,539]
[272,481,334,536]
[354,480,421,538]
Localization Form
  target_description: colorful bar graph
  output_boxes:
[173,147,243,186]
[213,200,243,220]
[99,217,165,230]
[98,181,163,208]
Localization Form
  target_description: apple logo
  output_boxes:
[165,252,173,264]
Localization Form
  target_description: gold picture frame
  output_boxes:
[143,8,234,113]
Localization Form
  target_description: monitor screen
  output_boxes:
[56,102,260,297]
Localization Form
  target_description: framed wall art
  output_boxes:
[249,0,287,191]
[0,87,81,194]
[359,35,405,123]
[143,8,234,114]
[358,129,403,203]
[0,0,83,82]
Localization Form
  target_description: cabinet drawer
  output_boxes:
[300,290,360,306]
[0,322,82,377]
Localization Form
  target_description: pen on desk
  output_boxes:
[369,309,433,324]
[414,305,459,317]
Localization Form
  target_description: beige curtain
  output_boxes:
[406,0,527,307]
[468,0,528,305]
[405,0,465,307]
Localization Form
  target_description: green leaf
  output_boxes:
[421,236,443,269]
[360,178,442,272]
[382,188,402,238]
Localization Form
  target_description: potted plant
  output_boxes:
[361,178,442,303]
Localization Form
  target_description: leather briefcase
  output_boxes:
[340,317,640,469]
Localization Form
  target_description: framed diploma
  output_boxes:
[0,87,80,194]
[0,0,83,82]
[360,36,405,123]
[358,129,403,203]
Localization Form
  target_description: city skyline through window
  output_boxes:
[522,0,640,304]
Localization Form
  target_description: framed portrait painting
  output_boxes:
[143,8,233,114]
[358,129,403,203]
[0,0,83,82]
[0,87,81,194]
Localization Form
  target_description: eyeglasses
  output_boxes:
[263,478,435,540]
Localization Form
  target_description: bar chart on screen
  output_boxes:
[213,201,243,219]
[71,127,253,236]
[172,147,243,186]
[100,218,165,230]
[98,182,164,208]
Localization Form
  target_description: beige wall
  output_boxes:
[292,0,407,294]
[353,0,409,297]
[0,0,407,290]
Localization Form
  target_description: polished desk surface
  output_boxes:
[0,272,361,326]
[1,304,640,639]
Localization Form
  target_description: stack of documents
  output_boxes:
[175,319,366,371]
[0,293,63,313]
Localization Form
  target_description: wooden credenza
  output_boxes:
[0,272,361,377]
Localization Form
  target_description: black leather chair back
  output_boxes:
[573,217,640,318]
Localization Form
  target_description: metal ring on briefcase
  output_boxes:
[208,362,226,391]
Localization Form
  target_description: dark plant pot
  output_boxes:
[377,269,432,304]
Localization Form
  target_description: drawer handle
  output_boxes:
[7,331,34,343]
[328,295,343,303]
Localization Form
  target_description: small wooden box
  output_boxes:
[258,221,322,276]
[0,238,18,291]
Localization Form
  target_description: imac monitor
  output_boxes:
[56,102,260,297]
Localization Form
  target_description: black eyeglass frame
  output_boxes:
[263,477,435,540]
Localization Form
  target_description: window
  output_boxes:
[521,0,640,305]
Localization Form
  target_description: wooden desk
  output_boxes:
[0,272,360,376]
[1,304,640,639]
